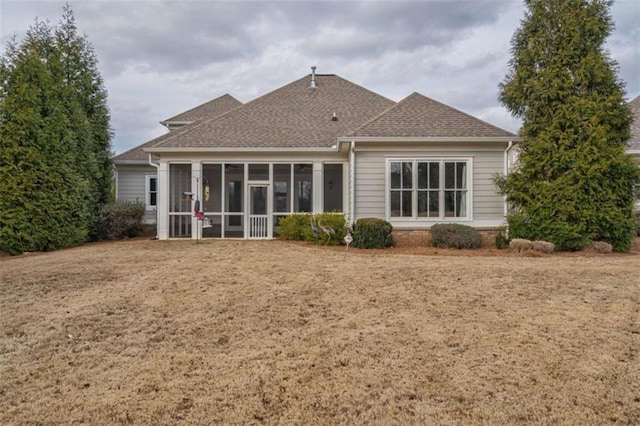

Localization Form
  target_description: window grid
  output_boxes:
[389,159,470,220]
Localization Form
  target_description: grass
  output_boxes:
[1,239,639,424]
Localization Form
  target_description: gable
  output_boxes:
[347,92,515,139]
[160,94,242,127]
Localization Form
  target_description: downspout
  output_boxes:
[503,141,514,218]
[349,141,356,225]
[112,164,118,201]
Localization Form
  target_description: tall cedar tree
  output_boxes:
[0,6,112,254]
[497,0,639,251]
[0,22,91,254]
[56,4,113,236]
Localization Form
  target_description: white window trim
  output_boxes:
[385,157,473,222]
[145,174,158,211]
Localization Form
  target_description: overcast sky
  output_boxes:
[2,1,639,155]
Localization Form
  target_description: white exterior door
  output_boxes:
[248,184,270,239]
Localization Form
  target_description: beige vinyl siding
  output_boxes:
[116,165,157,223]
[353,143,506,226]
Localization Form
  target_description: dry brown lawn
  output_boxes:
[1,239,639,425]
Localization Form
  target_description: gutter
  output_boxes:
[337,136,521,144]
[144,146,341,153]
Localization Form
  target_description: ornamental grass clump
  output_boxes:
[430,224,482,249]
[510,238,555,254]
[509,238,534,253]
[278,213,346,245]
[590,241,613,254]
[532,240,555,254]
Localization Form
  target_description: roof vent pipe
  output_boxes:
[310,66,317,89]
[332,112,338,121]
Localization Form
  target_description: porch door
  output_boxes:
[248,184,269,239]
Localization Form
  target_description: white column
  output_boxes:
[157,161,169,240]
[313,162,323,213]
[191,162,201,241]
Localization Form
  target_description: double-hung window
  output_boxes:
[389,159,471,220]
[146,175,157,210]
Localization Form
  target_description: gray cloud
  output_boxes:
[1,0,638,155]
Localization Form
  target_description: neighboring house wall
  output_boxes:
[115,164,158,224]
[353,142,507,228]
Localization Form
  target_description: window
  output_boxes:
[145,175,157,210]
[389,159,471,220]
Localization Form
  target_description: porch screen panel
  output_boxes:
[273,164,291,213]
[294,164,312,213]
[249,164,269,181]
[202,164,222,213]
[202,164,222,238]
[225,164,244,227]
[323,164,343,212]
[169,164,192,238]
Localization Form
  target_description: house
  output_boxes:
[113,68,521,241]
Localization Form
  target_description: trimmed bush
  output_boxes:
[278,213,346,245]
[277,214,311,241]
[96,201,145,240]
[352,218,393,249]
[430,224,481,249]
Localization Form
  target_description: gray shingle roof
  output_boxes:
[629,95,640,151]
[161,94,242,125]
[348,92,515,138]
[114,94,242,162]
[150,74,395,150]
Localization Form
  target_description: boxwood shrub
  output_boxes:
[352,218,393,249]
[430,223,482,249]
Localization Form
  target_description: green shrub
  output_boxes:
[495,226,510,249]
[430,223,482,249]
[278,213,347,245]
[277,214,311,241]
[96,201,145,240]
[352,218,393,249]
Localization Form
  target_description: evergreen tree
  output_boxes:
[0,5,112,254]
[56,4,113,238]
[0,22,91,254]
[497,0,639,251]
